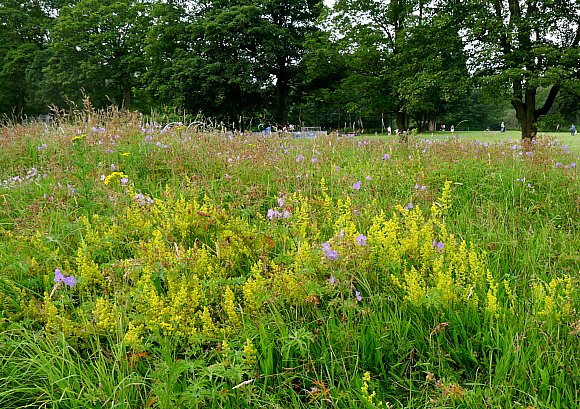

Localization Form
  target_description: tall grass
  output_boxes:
[0,109,578,408]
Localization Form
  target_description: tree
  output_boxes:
[0,0,52,117]
[330,0,469,132]
[392,14,469,132]
[43,0,151,109]
[457,0,580,140]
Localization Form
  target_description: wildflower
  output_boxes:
[277,197,284,207]
[406,202,414,210]
[54,268,76,288]
[267,208,281,219]
[321,242,331,252]
[296,154,304,162]
[54,267,64,283]
[383,153,390,160]
[326,250,338,260]
[329,276,336,285]
[311,157,318,163]
[571,162,576,168]
[356,234,367,246]
[365,175,371,181]
[432,240,444,250]
[352,181,362,190]
[120,177,128,184]
[556,162,562,168]
[355,290,362,302]
[62,275,77,287]
[283,209,291,218]
[334,165,340,171]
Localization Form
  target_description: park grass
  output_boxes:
[0,112,578,408]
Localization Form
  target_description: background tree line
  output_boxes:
[0,0,578,138]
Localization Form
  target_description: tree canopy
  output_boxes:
[0,0,578,137]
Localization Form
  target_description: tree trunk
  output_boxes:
[122,83,132,110]
[396,110,408,132]
[275,56,289,126]
[512,84,560,141]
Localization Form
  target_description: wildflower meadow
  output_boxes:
[0,108,578,408]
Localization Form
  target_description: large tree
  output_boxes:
[331,0,469,132]
[43,0,151,109]
[457,0,580,140]
[0,0,52,117]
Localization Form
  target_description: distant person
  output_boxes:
[571,124,576,136]
[387,126,392,136]
[501,122,506,133]
[450,125,455,134]
[441,124,446,132]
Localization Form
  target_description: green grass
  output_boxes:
[0,114,578,408]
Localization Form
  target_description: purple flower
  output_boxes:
[277,198,284,207]
[54,268,76,288]
[383,153,390,160]
[352,181,362,191]
[54,268,65,283]
[267,208,281,219]
[283,209,291,218]
[329,276,336,285]
[355,290,362,302]
[326,250,338,261]
[120,177,128,184]
[321,242,331,252]
[432,240,444,250]
[311,157,318,163]
[62,275,76,287]
[365,175,371,181]
[556,162,562,168]
[406,202,414,210]
[356,234,367,246]
[296,154,304,162]
[571,162,576,168]
[334,165,340,171]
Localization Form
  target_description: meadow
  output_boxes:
[0,109,578,409]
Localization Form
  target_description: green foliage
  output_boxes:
[0,114,578,408]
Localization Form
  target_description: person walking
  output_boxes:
[501,122,506,133]
[571,124,576,136]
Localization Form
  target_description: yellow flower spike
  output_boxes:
[223,287,241,329]
[243,338,258,367]
[93,298,116,332]
[103,171,128,185]
[403,266,427,305]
